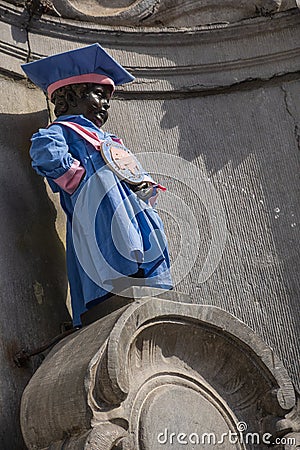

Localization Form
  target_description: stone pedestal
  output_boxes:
[20,291,299,449]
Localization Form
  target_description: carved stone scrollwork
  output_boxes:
[5,0,298,27]
[20,293,299,449]
[48,0,288,26]
[273,398,300,449]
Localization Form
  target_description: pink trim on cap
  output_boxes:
[48,73,115,98]
[54,160,86,194]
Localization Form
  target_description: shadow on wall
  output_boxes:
[0,110,70,450]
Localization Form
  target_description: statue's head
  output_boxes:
[51,83,112,128]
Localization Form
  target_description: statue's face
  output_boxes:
[71,84,112,128]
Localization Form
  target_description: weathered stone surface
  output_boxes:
[20,295,299,449]
[3,0,299,27]
[81,285,192,326]
[0,3,299,448]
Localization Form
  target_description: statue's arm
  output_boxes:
[30,125,86,195]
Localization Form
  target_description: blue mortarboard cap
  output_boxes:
[21,43,135,98]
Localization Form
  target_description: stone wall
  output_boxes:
[0,0,299,448]
[0,77,71,449]
[19,293,300,449]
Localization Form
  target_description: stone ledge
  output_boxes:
[2,0,299,27]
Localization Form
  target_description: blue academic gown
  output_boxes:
[30,115,172,325]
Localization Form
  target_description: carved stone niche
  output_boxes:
[20,291,300,449]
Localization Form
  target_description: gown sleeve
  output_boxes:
[30,125,86,195]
